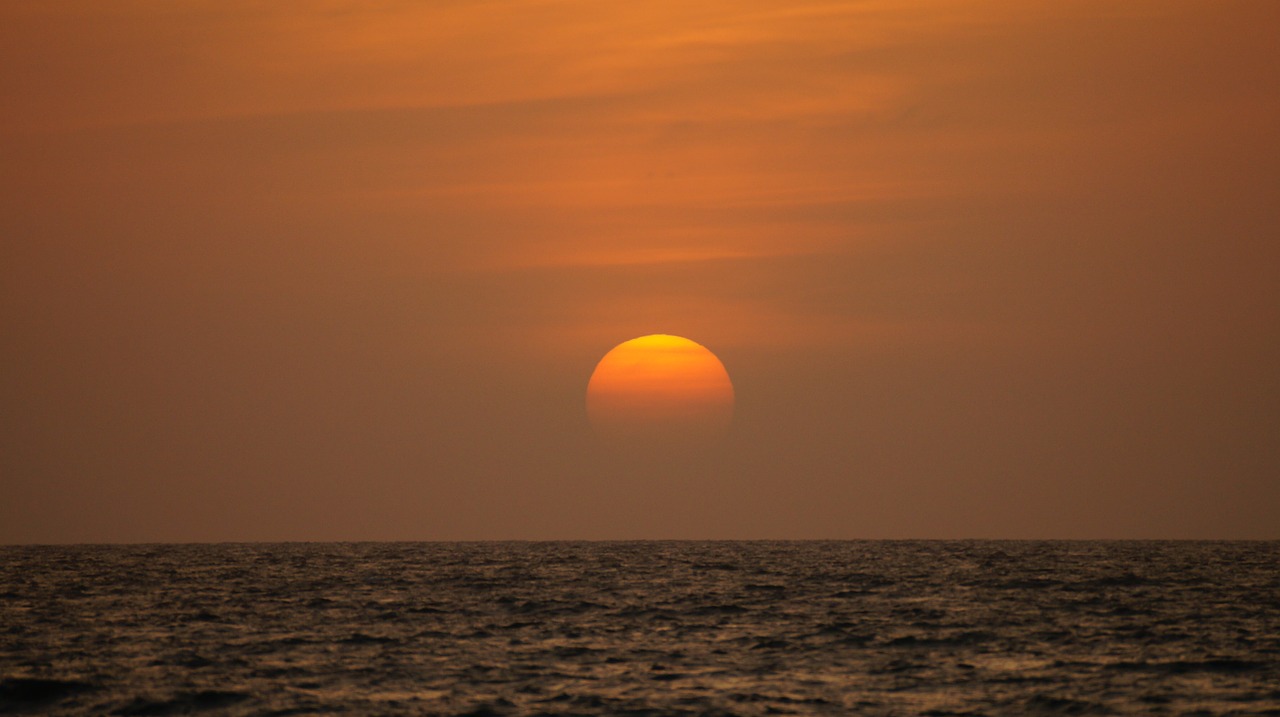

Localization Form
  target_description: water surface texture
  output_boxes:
[2,541,1278,715]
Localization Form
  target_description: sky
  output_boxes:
[2,0,1278,542]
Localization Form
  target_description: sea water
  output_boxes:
[2,541,1277,715]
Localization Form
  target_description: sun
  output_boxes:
[586,334,734,450]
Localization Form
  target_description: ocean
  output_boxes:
[1,541,1277,715]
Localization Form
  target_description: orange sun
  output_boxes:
[586,334,734,450]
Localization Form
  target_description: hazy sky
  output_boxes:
[3,0,1278,542]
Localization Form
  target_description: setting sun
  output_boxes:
[586,335,734,449]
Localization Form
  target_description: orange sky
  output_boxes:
[2,0,1278,541]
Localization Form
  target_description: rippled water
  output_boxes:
[2,541,1278,715]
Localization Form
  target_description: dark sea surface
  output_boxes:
[2,541,1278,716]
